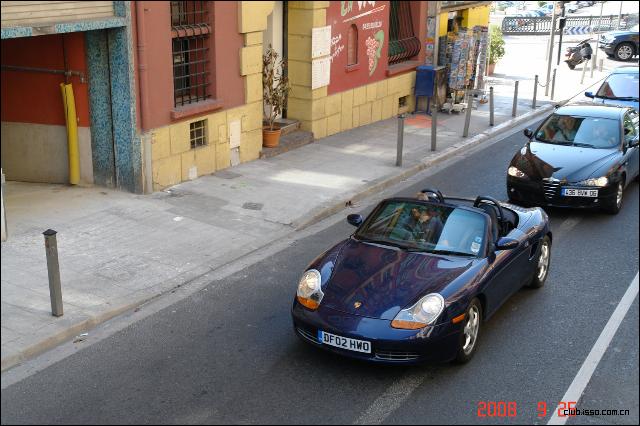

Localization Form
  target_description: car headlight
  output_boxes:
[391,293,445,330]
[508,166,527,178]
[296,269,324,310]
[577,176,608,187]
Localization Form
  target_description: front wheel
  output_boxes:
[453,298,482,364]
[528,236,551,288]
[614,42,635,61]
[603,181,624,214]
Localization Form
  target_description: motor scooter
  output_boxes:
[565,38,593,70]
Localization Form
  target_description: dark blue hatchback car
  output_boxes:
[599,24,639,61]
[291,191,552,364]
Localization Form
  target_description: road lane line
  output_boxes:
[353,374,425,425]
[547,272,639,425]
[554,217,582,240]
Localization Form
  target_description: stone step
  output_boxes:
[259,130,315,159]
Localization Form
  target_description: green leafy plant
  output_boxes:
[489,24,506,65]
[263,45,291,131]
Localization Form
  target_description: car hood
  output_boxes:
[319,239,477,320]
[602,30,633,39]
[512,141,619,182]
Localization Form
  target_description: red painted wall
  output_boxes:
[136,1,245,130]
[1,33,90,127]
[327,1,390,95]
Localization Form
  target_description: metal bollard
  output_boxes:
[590,55,596,78]
[551,68,557,100]
[512,81,519,117]
[580,58,588,84]
[396,114,405,167]
[598,58,603,72]
[431,95,438,152]
[463,91,472,137]
[489,87,494,127]
[532,75,538,109]
[43,229,63,317]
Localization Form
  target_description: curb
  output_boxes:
[294,102,560,230]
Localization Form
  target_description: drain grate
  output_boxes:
[242,202,263,211]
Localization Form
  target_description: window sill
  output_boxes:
[346,63,361,73]
[386,60,421,77]
[171,99,224,121]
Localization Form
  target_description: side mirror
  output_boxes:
[523,128,533,138]
[585,91,595,98]
[495,237,519,251]
[629,137,640,148]
[347,214,363,227]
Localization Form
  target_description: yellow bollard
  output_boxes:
[60,83,80,185]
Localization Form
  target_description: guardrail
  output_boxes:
[501,13,638,35]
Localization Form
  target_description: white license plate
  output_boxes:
[561,188,598,197]
[317,330,371,354]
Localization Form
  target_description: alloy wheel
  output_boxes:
[616,182,623,209]
[616,44,633,60]
[537,240,550,282]
[462,305,480,355]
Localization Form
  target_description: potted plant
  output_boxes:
[262,45,291,148]
[488,24,506,76]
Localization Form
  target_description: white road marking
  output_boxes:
[547,272,639,425]
[353,374,425,425]
[554,217,582,239]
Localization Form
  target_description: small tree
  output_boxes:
[489,24,506,64]
[263,45,291,131]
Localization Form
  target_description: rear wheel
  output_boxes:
[528,236,551,288]
[453,298,482,364]
[603,181,623,214]
[614,42,635,61]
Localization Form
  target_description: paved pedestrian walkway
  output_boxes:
[1,64,608,372]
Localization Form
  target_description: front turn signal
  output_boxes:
[391,319,428,330]
[297,296,320,310]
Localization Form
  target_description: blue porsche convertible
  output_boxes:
[291,190,552,364]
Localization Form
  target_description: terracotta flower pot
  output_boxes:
[487,62,496,76]
[263,127,282,148]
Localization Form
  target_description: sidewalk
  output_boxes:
[0,66,607,372]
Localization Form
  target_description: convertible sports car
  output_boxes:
[507,104,639,214]
[291,190,552,364]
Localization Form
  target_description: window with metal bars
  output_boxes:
[388,1,421,65]
[171,1,212,107]
[190,119,207,149]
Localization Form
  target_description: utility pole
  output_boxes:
[556,2,566,66]
[617,0,623,30]
[593,1,604,64]
[545,1,557,97]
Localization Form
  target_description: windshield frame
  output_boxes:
[533,113,621,149]
[353,198,490,258]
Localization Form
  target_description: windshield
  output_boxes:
[596,72,639,100]
[535,114,620,148]
[354,200,487,257]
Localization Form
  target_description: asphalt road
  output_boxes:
[1,121,638,425]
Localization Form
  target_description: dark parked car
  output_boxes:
[599,24,639,61]
[507,104,640,214]
[292,190,552,364]
[585,66,639,111]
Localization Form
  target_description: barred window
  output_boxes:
[190,119,207,149]
[388,1,421,65]
[171,1,212,107]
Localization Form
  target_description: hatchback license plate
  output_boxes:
[318,330,371,353]
[562,188,598,197]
